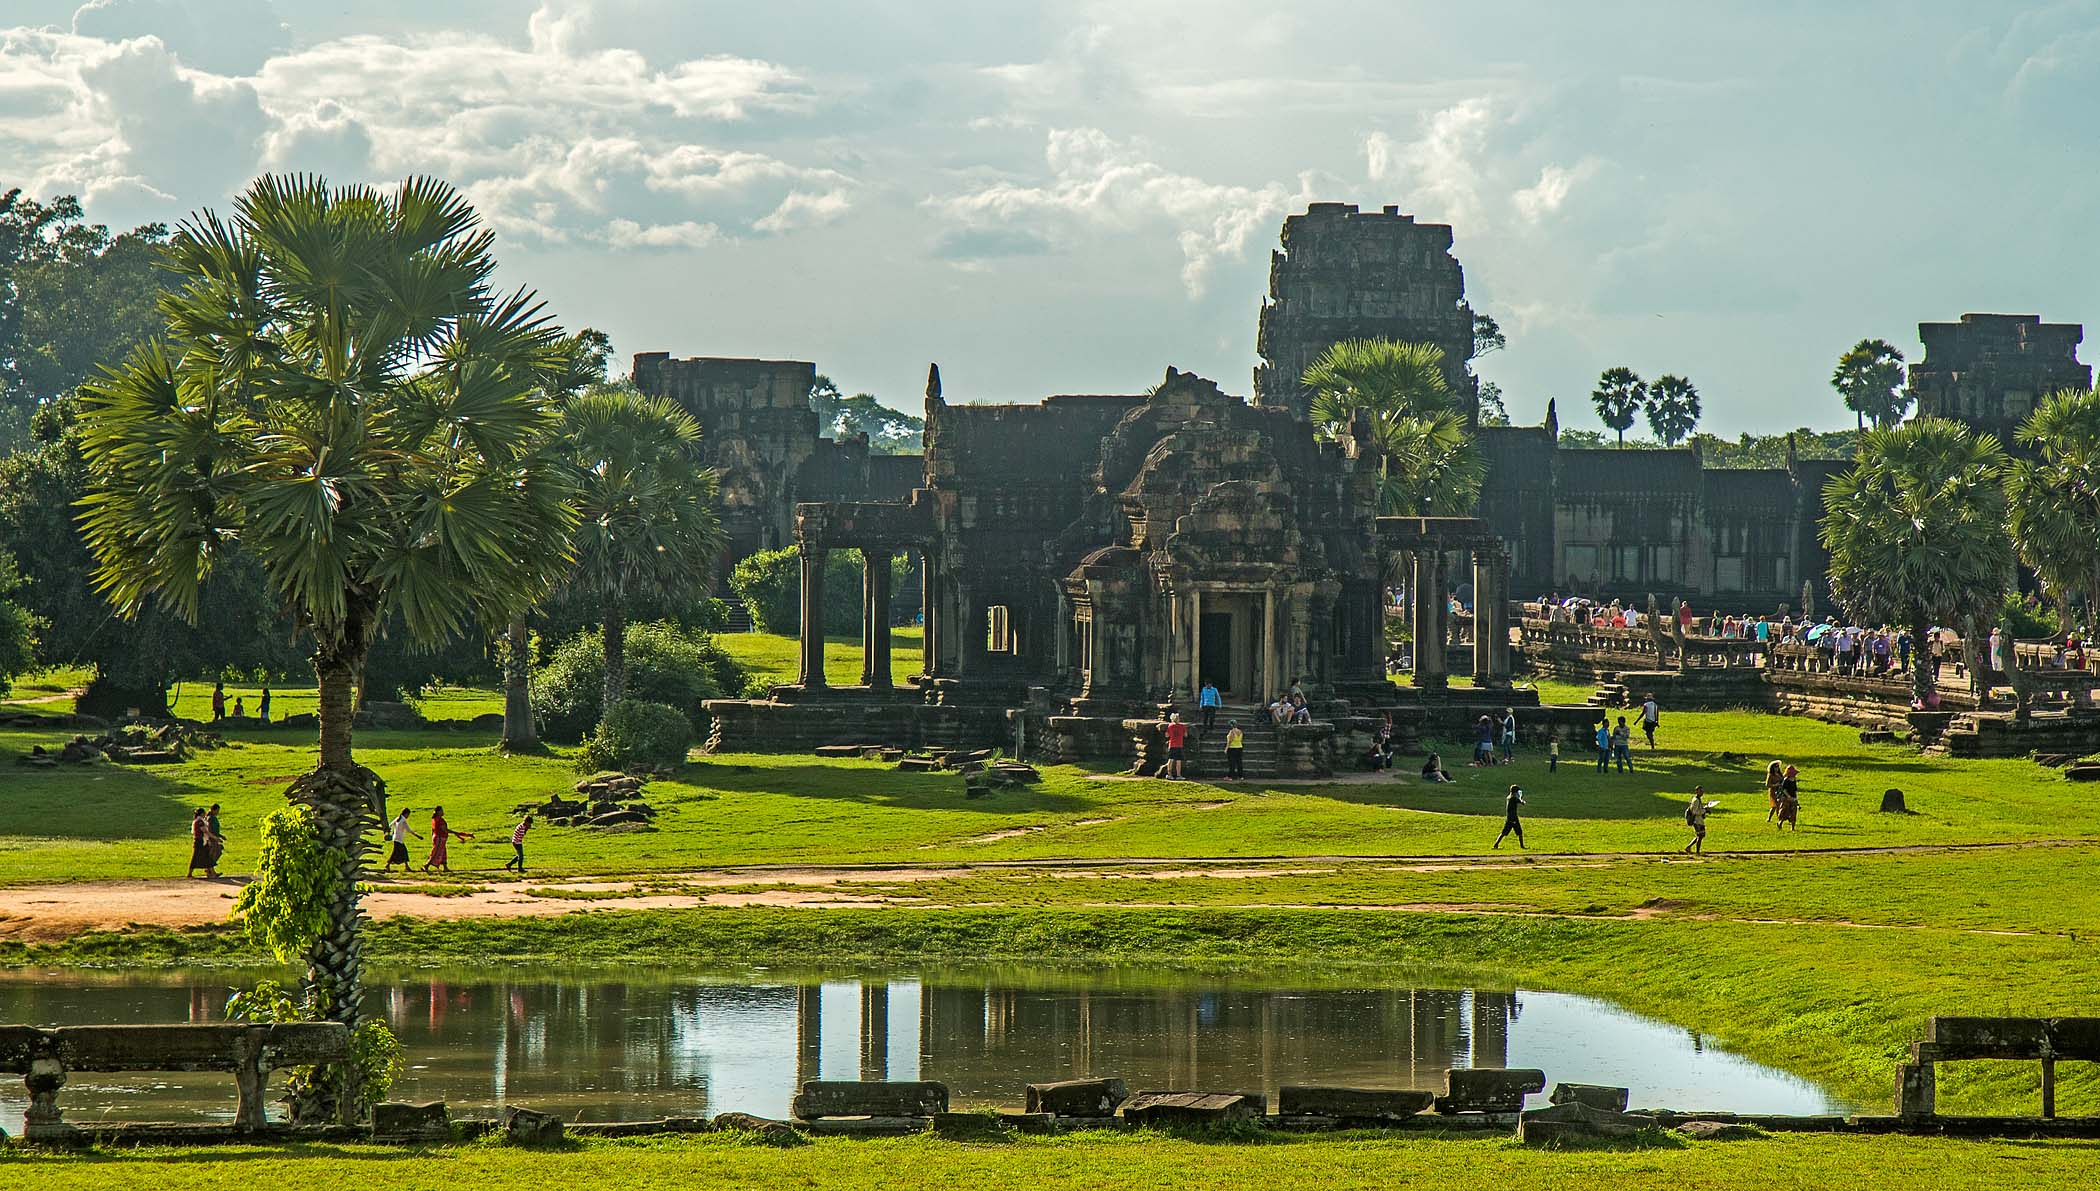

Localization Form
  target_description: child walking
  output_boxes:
[504,814,533,874]
[1493,785,1527,850]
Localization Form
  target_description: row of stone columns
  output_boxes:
[795,545,896,692]
[1407,548,1513,690]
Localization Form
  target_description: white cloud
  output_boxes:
[605,218,720,250]
[72,0,289,77]
[1365,99,1495,228]
[755,189,851,234]
[930,126,1310,296]
[1512,159,1600,224]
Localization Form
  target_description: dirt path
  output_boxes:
[1,838,2088,944]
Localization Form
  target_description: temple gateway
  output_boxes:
[636,203,2088,775]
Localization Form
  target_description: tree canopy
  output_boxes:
[1303,338,1483,515]
[1831,338,1910,430]
[809,374,923,453]
[1590,367,1645,446]
[1819,417,2010,700]
[1644,374,1701,446]
[2006,387,2100,622]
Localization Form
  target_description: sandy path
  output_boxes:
[0,839,2088,944]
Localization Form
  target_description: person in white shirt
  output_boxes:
[384,808,419,873]
[1639,695,1660,749]
[1683,787,1712,855]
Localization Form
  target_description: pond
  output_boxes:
[0,965,1843,1130]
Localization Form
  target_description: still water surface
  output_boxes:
[0,966,1841,1129]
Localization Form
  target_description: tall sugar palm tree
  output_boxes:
[2007,387,2100,623]
[1304,338,1482,515]
[1819,417,2010,703]
[562,384,724,715]
[1591,367,1645,447]
[1644,374,1701,446]
[77,175,578,1028]
[1832,338,1909,430]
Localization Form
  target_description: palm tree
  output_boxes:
[77,176,578,1027]
[561,384,724,716]
[1832,338,1909,430]
[1645,374,1701,446]
[1303,338,1483,515]
[1591,367,1645,446]
[1818,417,2011,703]
[2007,388,2100,623]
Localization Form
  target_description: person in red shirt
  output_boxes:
[1162,712,1188,781]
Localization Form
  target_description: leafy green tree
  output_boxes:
[1832,338,1910,430]
[809,373,922,453]
[1819,417,2011,702]
[1687,428,1859,469]
[1304,338,1483,515]
[530,621,748,743]
[561,385,725,717]
[0,190,176,451]
[1590,367,1645,447]
[729,545,911,636]
[1644,374,1701,446]
[1470,312,1510,426]
[2006,388,2100,622]
[76,176,580,1047]
[0,552,36,695]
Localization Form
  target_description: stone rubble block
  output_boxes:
[371,1101,452,1142]
[1548,1083,1631,1113]
[1516,1100,1661,1145]
[1122,1091,1265,1127]
[1025,1077,1129,1117]
[1276,1086,1435,1120]
[791,1079,949,1120]
[1435,1067,1546,1115]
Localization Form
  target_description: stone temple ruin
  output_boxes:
[636,202,2094,772]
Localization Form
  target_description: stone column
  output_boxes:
[861,982,889,1081]
[862,548,893,689]
[1263,587,1279,702]
[920,550,941,678]
[1413,551,1448,690]
[798,546,829,690]
[1189,588,1203,701]
[796,984,822,1085]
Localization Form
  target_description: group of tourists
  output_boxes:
[186,805,225,878]
[1265,677,1314,725]
[207,682,272,723]
[188,805,537,877]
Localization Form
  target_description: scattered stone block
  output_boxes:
[1436,1068,1545,1114]
[2066,764,2100,783]
[1549,1083,1630,1113]
[372,1101,452,1142]
[504,1106,564,1146]
[1674,1119,1764,1141]
[791,1080,948,1119]
[989,762,1041,782]
[814,744,868,758]
[1122,1091,1264,1127]
[1858,729,1896,744]
[798,1116,930,1137]
[1879,788,1908,813]
[1516,1100,1660,1145]
[584,809,651,828]
[469,713,505,731]
[897,756,941,772]
[710,1112,805,1146]
[1276,1086,1434,1120]
[931,1111,1021,1139]
[1025,1077,1128,1117]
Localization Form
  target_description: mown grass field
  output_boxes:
[4,1130,2095,1191]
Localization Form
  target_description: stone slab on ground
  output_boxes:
[1435,1067,1546,1114]
[1123,1091,1265,1127]
[707,1112,806,1145]
[1025,1077,1128,1117]
[791,1079,949,1119]
[798,1115,931,1137]
[503,1106,563,1146]
[1516,1101,1661,1145]
[372,1101,452,1142]
[1676,1119,1765,1140]
[1549,1083,1630,1112]
[1276,1086,1434,1120]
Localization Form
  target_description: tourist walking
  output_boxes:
[1547,737,1560,772]
[1611,717,1632,772]
[504,814,533,873]
[1779,765,1801,830]
[186,808,219,878]
[1683,786,1711,855]
[425,806,471,872]
[1639,693,1659,749]
[258,686,271,724]
[1594,719,1610,772]
[1162,712,1188,780]
[1764,760,1785,823]
[1499,707,1517,763]
[1224,720,1245,779]
[383,808,418,873]
[205,804,225,872]
[1199,681,1221,731]
[1493,785,1527,849]
[210,682,226,722]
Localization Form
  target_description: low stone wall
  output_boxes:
[1934,710,2100,758]
[703,694,1010,755]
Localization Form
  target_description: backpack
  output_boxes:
[1684,802,1698,825]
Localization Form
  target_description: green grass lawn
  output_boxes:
[715,627,923,688]
[2,697,2094,884]
[5,1131,2096,1191]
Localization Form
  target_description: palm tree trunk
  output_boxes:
[602,596,627,714]
[501,615,537,750]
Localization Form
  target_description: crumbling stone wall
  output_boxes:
[1253,203,1477,419]
[1909,313,2091,450]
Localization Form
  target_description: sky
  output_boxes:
[4,0,2098,435]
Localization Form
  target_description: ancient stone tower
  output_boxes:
[1253,203,1477,420]
[1908,313,2090,449]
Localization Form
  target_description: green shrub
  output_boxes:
[530,622,750,743]
[729,545,913,635]
[579,698,693,772]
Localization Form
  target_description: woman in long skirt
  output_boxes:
[186,809,217,878]
[425,806,470,872]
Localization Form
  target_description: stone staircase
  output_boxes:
[721,597,755,633]
[1193,708,1280,780]
[1587,680,1630,708]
